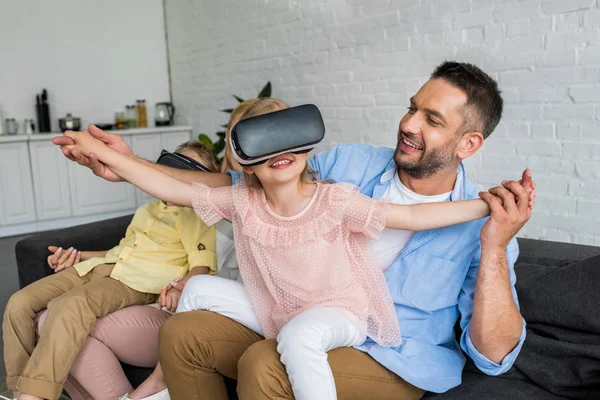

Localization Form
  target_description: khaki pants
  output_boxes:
[159,311,425,400]
[3,264,155,400]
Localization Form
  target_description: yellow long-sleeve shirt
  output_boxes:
[74,201,217,294]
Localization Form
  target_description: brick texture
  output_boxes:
[165,0,600,246]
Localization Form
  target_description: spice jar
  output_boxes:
[126,105,137,129]
[136,100,148,128]
[115,111,127,130]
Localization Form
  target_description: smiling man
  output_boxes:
[54,61,534,400]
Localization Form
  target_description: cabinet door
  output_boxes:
[131,133,163,206]
[130,131,193,207]
[161,131,192,154]
[29,139,72,220]
[0,142,37,225]
[67,136,137,216]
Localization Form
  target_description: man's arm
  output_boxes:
[468,174,532,364]
[54,125,232,187]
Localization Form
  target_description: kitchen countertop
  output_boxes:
[0,126,193,143]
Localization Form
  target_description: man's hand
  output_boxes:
[52,124,133,182]
[47,246,81,273]
[479,169,534,252]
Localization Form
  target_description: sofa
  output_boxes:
[15,215,600,399]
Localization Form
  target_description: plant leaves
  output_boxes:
[258,81,271,98]
[197,134,215,151]
[216,131,226,138]
[233,95,245,103]
[221,108,234,114]
[214,139,226,155]
[221,124,228,128]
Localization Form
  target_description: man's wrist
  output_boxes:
[481,244,507,257]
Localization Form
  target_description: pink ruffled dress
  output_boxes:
[192,181,401,347]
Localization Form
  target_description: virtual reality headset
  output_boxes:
[156,150,211,172]
[229,104,325,166]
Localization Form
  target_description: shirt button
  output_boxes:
[133,243,138,247]
[118,258,123,261]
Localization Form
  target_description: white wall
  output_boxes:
[165,0,600,246]
[0,0,170,131]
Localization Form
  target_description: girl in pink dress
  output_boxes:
[64,99,529,400]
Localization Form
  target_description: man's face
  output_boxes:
[394,78,468,179]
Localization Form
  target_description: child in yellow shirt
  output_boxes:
[3,141,219,400]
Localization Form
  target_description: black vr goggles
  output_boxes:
[230,104,325,166]
[156,150,211,172]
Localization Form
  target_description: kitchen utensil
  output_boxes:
[6,118,19,135]
[23,119,34,135]
[155,102,176,126]
[94,123,114,131]
[41,89,51,132]
[58,113,81,131]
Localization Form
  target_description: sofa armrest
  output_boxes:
[15,215,133,288]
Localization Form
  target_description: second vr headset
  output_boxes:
[230,104,325,166]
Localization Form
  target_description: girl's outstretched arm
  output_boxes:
[65,131,194,206]
[385,198,491,231]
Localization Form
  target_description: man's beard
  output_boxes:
[394,132,459,179]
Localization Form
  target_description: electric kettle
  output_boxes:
[155,102,176,126]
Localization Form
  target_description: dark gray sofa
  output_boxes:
[14,215,600,399]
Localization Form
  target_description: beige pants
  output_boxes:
[3,264,155,400]
[159,311,425,400]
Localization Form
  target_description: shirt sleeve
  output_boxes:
[227,169,243,184]
[178,209,218,274]
[191,183,235,225]
[309,144,342,180]
[341,186,388,240]
[458,236,527,375]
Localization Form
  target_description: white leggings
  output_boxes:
[177,275,365,400]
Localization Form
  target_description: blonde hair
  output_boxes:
[221,98,262,173]
[239,98,319,189]
[175,140,219,172]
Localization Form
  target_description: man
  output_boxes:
[55,61,534,399]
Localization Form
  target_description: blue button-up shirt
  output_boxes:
[229,143,526,393]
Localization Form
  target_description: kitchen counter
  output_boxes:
[0,126,193,143]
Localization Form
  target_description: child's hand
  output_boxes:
[158,285,182,312]
[47,246,81,272]
[64,131,106,158]
[518,168,536,209]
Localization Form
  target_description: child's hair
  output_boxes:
[239,98,319,189]
[222,98,262,173]
[175,140,219,172]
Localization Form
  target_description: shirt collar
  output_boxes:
[159,201,182,212]
[378,161,467,202]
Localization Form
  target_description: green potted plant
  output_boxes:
[198,81,272,161]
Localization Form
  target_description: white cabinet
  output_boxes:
[29,138,72,220]
[0,141,37,225]
[130,130,192,207]
[67,136,137,216]
[0,127,193,237]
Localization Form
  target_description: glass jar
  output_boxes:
[115,111,127,130]
[136,100,148,128]
[126,105,137,129]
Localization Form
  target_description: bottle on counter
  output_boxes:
[126,105,137,129]
[115,111,127,130]
[0,104,5,135]
[136,99,148,128]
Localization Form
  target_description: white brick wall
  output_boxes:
[165,0,600,246]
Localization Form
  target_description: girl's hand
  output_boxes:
[158,285,182,312]
[63,131,106,158]
[47,246,81,273]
